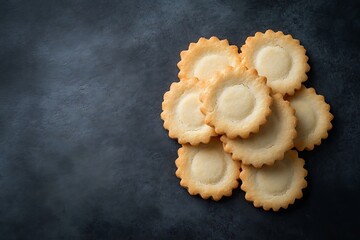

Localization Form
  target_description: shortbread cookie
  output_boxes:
[221,93,296,167]
[177,36,242,82]
[286,86,333,151]
[175,138,240,201]
[161,78,217,145]
[200,66,272,139]
[240,150,307,211]
[241,30,310,95]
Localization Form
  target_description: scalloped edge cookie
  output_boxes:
[200,66,272,139]
[175,138,240,201]
[177,36,242,82]
[221,93,297,167]
[161,78,217,145]
[240,150,308,211]
[241,30,310,95]
[285,85,333,151]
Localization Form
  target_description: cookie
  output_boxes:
[240,150,307,211]
[286,85,333,151]
[200,66,272,139]
[175,138,240,201]
[221,93,297,167]
[177,36,242,82]
[241,30,310,95]
[161,78,217,145]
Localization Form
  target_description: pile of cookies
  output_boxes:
[161,30,333,211]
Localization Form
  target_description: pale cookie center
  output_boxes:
[256,161,291,195]
[218,84,256,121]
[255,46,292,81]
[177,92,204,129]
[191,149,225,184]
[248,111,278,149]
[292,100,316,138]
[194,54,229,81]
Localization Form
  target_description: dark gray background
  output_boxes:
[0,0,359,239]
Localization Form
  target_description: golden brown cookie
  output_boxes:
[175,138,240,201]
[286,85,333,151]
[221,93,297,167]
[240,150,307,211]
[241,30,310,95]
[161,78,217,145]
[200,66,272,139]
[177,36,242,82]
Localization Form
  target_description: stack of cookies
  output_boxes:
[161,30,333,211]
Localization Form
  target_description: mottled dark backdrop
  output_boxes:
[0,0,359,239]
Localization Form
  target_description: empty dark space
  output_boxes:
[0,0,359,239]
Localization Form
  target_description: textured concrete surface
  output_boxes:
[0,0,359,239]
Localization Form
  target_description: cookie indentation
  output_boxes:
[291,99,316,138]
[286,86,333,151]
[191,149,225,184]
[217,85,255,121]
[247,111,280,150]
[177,92,204,129]
[256,161,291,195]
[255,46,292,81]
[194,54,229,81]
